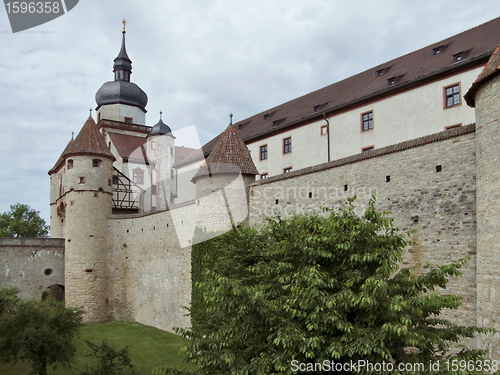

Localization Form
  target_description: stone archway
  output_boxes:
[43,284,65,302]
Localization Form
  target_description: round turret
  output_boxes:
[62,117,115,323]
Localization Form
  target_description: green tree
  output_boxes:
[0,203,49,238]
[0,288,83,375]
[79,340,141,375]
[173,199,492,375]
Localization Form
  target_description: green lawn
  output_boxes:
[0,320,197,375]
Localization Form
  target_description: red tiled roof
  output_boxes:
[108,132,147,163]
[192,124,258,181]
[465,42,500,107]
[66,117,115,160]
[188,17,500,163]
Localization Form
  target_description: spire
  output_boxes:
[192,123,258,181]
[113,20,132,82]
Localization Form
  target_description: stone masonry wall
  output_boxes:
[474,73,500,356]
[103,125,479,336]
[248,127,478,327]
[0,238,65,299]
[106,208,194,332]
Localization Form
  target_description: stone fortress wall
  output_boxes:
[0,122,494,351]
[100,123,480,334]
[3,72,500,356]
[0,238,65,300]
[0,126,483,330]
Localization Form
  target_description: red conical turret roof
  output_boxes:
[192,124,258,181]
[66,116,115,159]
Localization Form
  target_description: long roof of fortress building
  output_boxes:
[177,16,500,167]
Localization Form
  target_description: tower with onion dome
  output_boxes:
[146,113,176,210]
[95,20,148,125]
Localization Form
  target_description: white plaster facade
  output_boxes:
[248,66,482,179]
[97,103,146,126]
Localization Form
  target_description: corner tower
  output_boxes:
[465,43,500,356]
[61,117,115,323]
[95,21,148,125]
[192,118,259,232]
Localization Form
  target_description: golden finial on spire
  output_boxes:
[122,19,127,34]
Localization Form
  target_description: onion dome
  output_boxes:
[149,112,173,136]
[95,29,148,113]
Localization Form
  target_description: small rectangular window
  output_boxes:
[284,167,292,174]
[444,84,461,108]
[133,171,144,184]
[124,117,133,124]
[362,146,374,153]
[260,173,268,179]
[151,185,157,195]
[260,145,268,160]
[321,125,328,136]
[283,137,292,154]
[362,111,373,131]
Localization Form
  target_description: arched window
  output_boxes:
[67,159,73,169]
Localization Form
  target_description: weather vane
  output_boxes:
[122,19,126,34]
[160,110,163,120]
[230,112,233,125]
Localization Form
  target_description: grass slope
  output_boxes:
[0,321,197,375]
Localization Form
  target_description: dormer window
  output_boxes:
[387,75,404,86]
[313,102,328,112]
[375,67,390,77]
[272,118,286,127]
[263,111,276,120]
[433,45,448,55]
[238,121,250,129]
[453,50,470,62]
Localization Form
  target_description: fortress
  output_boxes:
[2,19,500,357]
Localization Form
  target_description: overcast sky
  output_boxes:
[0,0,499,227]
